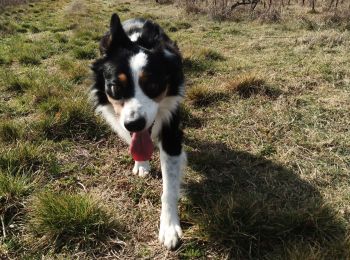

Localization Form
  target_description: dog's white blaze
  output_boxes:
[95,104,131,144]
[121,51,159,130]
[129,32,141,42]
[130,51,147,74]
[158,147,186,249]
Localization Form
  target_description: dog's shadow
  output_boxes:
[181,138,347,258]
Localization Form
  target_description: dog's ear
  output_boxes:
[101,13,132,54]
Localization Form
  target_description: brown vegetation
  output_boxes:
[171,0,350,21]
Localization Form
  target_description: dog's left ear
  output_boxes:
[100,13,132,55]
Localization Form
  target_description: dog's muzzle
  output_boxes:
[124,117,146,132]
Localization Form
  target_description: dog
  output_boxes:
[90,13,185,250]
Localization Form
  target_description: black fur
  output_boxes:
[161,109,183,156]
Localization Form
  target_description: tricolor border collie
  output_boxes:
[90,13,185,249]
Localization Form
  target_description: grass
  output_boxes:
[186,84,228,106]
[224,74,280,99]
[0,171,32,244]
[0,142,58,174]
[0,172,31,204]
[28,192,122,251]
[0,0,349,258]
[0,121,21,142]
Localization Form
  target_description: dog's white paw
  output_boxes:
[132,161,150,177]
[159,218,182,250]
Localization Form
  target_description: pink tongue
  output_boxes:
[130,130,154,161]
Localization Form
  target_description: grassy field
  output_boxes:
[0,0,349,258]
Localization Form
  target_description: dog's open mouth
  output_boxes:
[129,127,154,161]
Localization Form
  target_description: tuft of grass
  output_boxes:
[29,192,123,250]
[0,171,32,229]
[192,193,346,258]
[299,16,319,31]
[0,69,33,93]
[38,98,108,141]
[182,47,225,75]
[187,85,228,107]
[55,33,69,43]
[224,74,279,99]
[0,121,21,142]
[0,20,21,35]
[57,57,88,83]
[300,31,348,49]
[0,172,31,204]
[183,57,210,74]
[180,104,202,128]
[179,241,205,259]
[19,54,41,65]
[175,21,192,30]
[0,51,11,65]
[198,48,225,61]
[0,143,57,174]
[73,45,97,60]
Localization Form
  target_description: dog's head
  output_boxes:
[94,13,183,133]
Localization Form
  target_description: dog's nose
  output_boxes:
[124,117,146,132]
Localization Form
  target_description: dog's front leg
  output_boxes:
[159,147,185,249]
[158,114,185,249]
[132,161,150,177]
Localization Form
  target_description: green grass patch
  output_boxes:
[0,69,33,93]
[19,54,41,65]
[187,85,228,106]
[57,57,89,83]
[0,171,32,229]
[198,48,225,61]
[179,104,202,128]
[72,44,97,60]
[182,47,225,76]
[38,98,108,141]
[0,143,57,174]
[179,241,205,259]
[0,121,21,142]
[29,192,123,251]
[0,172,31,204]
[193,194,346,258]
[224,74,280,99]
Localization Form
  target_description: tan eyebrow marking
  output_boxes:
[139,71,148,82]
[118,73,127,85]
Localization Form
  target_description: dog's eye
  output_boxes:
[146,82,160,94]
[107,83,122,99]
[144,82,166,99]
[149,83,158,90]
